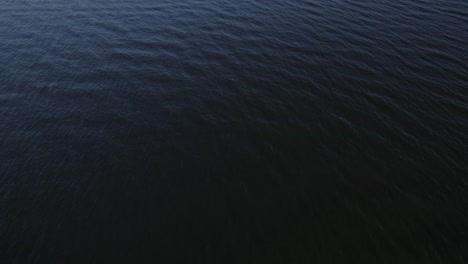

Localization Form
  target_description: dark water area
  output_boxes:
[1,0,467,263]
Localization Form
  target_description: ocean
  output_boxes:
[0,0,467,263]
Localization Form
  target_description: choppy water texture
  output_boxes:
[1,0,468,263]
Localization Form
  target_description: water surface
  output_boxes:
[1,0,467,263]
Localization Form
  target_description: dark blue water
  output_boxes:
[1,0,467,263]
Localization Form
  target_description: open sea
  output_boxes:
[1,0,467,263]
